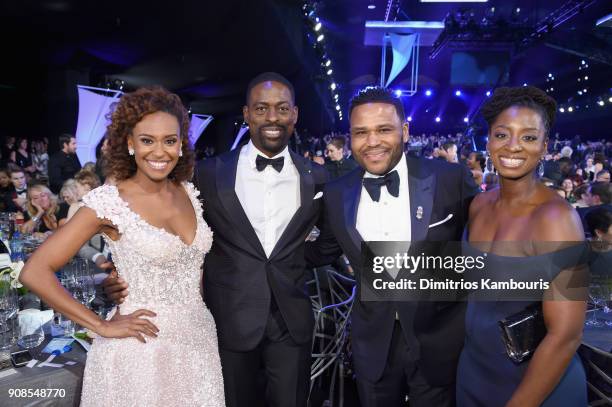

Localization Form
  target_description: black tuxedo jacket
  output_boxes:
[306,155,479,386]
[194,148,328,351]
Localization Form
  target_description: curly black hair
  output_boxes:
[585,206,612,237]
[103,86,194,182]
[481,86,557,136]
[349,86,405,122]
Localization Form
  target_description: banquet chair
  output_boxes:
[308,266,356,407]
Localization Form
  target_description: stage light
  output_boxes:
[463,117,469,123]
[515,7,520,13]
[522,83,527,87]
[550,87,554,91]
[454,90,461,96]
[395,90,403,97]
[316,34,324,42]
[584,76,588,80]
[327,69,333,75]
[583,88,587,93]
[609,97,612,103]
[486,91,491,97]
[314,22,322,32]
[581,60,586,65]
[435,117,441,123]
[420,0,488,2]
[408,116,413,122]
[598,100,605,106]
[335,105,341,111]
[325,59,331,67]
[368,4,376,9]
[334,94,339,100]
[330,83,337,90]
[577,91,583,95]
[568,107,573,112]
[548,73,553,78]
[425,89,432,96]
[559,107,565,113]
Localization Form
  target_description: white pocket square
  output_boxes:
[313,191,324,200]
[428,214,453,229]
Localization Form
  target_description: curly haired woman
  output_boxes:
[19,86,225,406]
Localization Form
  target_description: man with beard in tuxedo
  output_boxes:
[307,87,479,406]
[104,72,327,407]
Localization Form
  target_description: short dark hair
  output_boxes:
[327,136,346,150]
[585,206,612,237]
[59,134,74,148]
[246,72,295,105]
[590,181,612,205]
[442,142,457,152]
[8,165,24,176]
[481,86,557,136]
[593,152,606,165]
[349,87,405,122]
[470,151,486,171]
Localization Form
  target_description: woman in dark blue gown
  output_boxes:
[456,86,588,407]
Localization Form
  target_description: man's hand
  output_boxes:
[101,269,129,304]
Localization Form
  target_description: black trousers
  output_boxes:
[219,305,311,407]
[356,321,456,407]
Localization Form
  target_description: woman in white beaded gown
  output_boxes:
[19,86,225,406]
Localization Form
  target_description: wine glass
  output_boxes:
[586,283,610,328]
[0,274,18,324]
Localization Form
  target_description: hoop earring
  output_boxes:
[128,148,135,156]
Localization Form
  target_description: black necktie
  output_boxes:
[362,170,400,202]
[255,155,284,172]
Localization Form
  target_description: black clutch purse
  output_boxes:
[498,304,547,364]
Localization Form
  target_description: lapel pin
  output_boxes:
[416,206,423,220]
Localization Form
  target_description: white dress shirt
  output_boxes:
[356,153,411,243]
[235,140,300,257]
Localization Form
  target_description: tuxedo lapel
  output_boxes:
[269,151,314,259]
[216,149,266,258]
[343,169,365,252]
[407,156,435,242]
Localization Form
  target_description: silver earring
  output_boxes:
[128,148,135,156]
[179,149,183,158]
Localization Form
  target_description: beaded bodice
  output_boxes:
[82,182,212,307]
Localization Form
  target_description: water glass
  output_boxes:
[17,317,44,349]
[0,275,19,323]
[0,316,18,351]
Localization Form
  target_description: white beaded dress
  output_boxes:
[79,182,225,407]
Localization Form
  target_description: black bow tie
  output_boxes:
[362,170,400,202]
[255,155,284,172]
